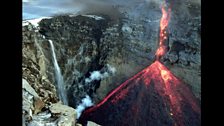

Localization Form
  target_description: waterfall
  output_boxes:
[49,40,68,105]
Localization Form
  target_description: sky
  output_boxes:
[22,0,163,20]
[23,0,82,20]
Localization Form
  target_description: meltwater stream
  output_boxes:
[49,40,68,105]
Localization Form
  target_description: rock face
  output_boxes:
[27,103,76,126]
[22,23,58,104]
[23,78,44,123]
[34,14,157,107]
[22,21,78,126]
[38,15,113,106]
[49,103,77,126]
[87,121,101,126]
[22,0,200,125]
[23,79,45,115]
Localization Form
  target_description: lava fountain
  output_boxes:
[78,2,201,126]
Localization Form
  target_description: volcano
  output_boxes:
[78,61,201,126]
[79,2,200,126]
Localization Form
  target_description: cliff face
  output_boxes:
[22,23,58,104]
[22,23,78,126]
[38,15,111,107]
[23,14,158,106]
[22,0,200,125]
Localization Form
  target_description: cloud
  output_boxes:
[23,0,163,20]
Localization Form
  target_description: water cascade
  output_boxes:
[49,40,68,105]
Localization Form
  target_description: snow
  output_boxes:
[22,21,30,26]
[22,17,52,27]
[82,15,104,20]
[27,17,52,27]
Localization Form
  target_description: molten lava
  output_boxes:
[79,61,200,126]
[156,4,171,60]
[78,2,200,126]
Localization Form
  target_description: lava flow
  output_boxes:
[78,3,201,126]
[155,4,171,60]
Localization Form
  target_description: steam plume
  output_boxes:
[85,64,116,84]
[76,95,93,119]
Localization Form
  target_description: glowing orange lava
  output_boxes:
[155,46,166,59]
[160,5,171,31]
[80,61,200,126]
[161,69,171,82]
[156,4,171,60]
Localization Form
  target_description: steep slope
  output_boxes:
[79,61,200,126]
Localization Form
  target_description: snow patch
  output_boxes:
[23,17,52,27]
[22,21,30,26]
[82,15,104,20]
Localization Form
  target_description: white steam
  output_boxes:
[76,95,93,119]
[76,65,116,118]
[107,64,116,74]
[85,64,116,83]
[85,71,108,83]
